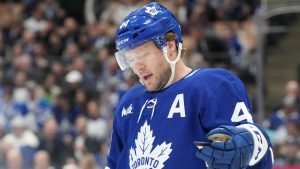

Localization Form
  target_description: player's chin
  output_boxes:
[145,85,156,92]
[146,83,164,92]
[145,83,158,92]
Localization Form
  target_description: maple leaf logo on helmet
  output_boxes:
[145,6,160,16]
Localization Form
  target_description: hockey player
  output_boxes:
[106,2,273,169]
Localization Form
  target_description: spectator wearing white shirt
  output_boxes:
[1,116,39,150]
[86,99,108,141]
[24,6,47,34]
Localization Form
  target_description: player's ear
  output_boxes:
[166,40,177,59]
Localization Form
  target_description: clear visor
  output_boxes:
[115,33,168,71]
[115,50,129,71]
[115,49,152,71]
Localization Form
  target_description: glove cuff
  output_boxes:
[237,124,269,166]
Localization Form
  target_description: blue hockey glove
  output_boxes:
[196,125,254,169]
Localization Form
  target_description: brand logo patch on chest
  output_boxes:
[122,104,133,117]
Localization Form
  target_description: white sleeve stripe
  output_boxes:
[269,147,274,165]
[105,167,111,169]
[237,124,269,166]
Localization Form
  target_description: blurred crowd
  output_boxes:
[264,80,300,166]
[0,0,286,168]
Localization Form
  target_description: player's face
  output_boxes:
[126,41,171,92]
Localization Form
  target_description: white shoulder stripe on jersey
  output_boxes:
[105,167,110,169]
[269,147,274,165]
[185,69,199,78]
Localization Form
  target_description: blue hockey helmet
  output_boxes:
[115,2,182,70]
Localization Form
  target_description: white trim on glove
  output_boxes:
[237,124,269,166]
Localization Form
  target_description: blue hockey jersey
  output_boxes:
[106,68,273,169]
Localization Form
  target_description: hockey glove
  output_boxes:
[196,125,254,169]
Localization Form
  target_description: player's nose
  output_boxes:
[132,61,145,72]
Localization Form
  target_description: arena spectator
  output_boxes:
[38,118,73,169]
[23,5,47,34]
[33,150,54,169]
[86,99,108,141]
[78,154,98,169]
[273,80,300,112]
[1,116,39,168]
[0,116,7,169]
[73,116,89,161]
[5,149,23,169]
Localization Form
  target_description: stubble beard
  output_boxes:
[146,66,171,92]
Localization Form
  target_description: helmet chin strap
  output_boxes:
[162,43,182,89]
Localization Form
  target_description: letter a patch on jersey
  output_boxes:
[129,121,172,169]
[167,93,186,118]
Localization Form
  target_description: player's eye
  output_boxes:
[126,58,135,64]
[139,53,148,60]
[126,53,149,65]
